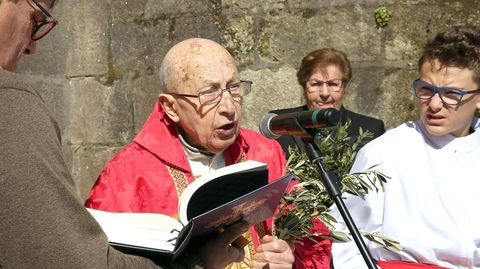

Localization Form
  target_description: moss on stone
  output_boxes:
[258,19,274,58]
[302,9,316,19]
[133,15,168,28]
[101,57,121,86]
[213,11,255,64]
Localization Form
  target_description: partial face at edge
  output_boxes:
[0,0,51,71]
[304,65,345,111]
[166,40,242,154]
[418,60,480,137]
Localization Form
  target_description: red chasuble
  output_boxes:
[86,101,332,268]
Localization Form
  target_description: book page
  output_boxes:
[188,172,294,236]
[87,208,183,252]
[178,160,268,224]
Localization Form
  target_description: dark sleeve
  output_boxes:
[373,120,386,139]
[275,134,304,159]
[0,88,201,269]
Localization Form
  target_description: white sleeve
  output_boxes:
[330,145,386,269]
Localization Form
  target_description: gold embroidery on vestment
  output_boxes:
[225,231,255,269]
[165,163,189,197]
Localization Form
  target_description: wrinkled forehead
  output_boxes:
[174,46,238,90]
[420,59,478,87]
[420,59,459,77]
[310,65,342,79]
[183,42,235,68]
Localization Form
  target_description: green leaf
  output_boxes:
[274,120,400,250]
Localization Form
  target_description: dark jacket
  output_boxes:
[270,105,386,158]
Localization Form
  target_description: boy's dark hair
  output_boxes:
[419,25,480,84]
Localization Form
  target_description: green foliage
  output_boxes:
[274,121,402,251]
[374,5,393,28]
[314,122,368,177]
[363,232,403,250]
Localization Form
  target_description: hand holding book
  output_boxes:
[250,234,295,268]
[87,160,294,261]
[197,220,250,267]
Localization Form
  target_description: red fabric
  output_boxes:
[85,100,331,268]
[377,261,450,269]
[293,218,332,268]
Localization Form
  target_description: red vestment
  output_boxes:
[86,101,331,268]
[377,261,450,269]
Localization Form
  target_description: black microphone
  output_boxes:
[259,108,340,139]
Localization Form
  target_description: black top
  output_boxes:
[269,105,386,158]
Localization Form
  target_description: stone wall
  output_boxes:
[17,0,480,200]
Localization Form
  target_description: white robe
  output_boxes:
[331,118,480,269]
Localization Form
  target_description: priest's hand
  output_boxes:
[251,235,295,268]
[198,220,249,269]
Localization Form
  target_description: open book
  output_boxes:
[87,160,294,260]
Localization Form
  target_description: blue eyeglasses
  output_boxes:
[412,79,480,106]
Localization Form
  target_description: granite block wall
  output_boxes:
[16,0,480,199]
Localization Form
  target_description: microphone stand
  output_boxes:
[301,132,378,269]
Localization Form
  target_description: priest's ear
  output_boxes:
[159,94,180,122]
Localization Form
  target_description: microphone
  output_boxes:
[259,108,340,139]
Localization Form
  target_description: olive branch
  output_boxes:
[274,121,402,251]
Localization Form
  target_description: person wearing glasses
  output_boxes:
[86,38,330,268]
[270,48,385,158]
[0,0,57,71]
[1,1,254,269]
[331,25,480,269]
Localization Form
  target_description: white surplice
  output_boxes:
[331,118,480,269]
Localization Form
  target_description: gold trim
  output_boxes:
[225,231,255,269]
[165,163,189,197]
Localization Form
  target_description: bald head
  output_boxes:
[157,38,243,154]
[159,38,237,94]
